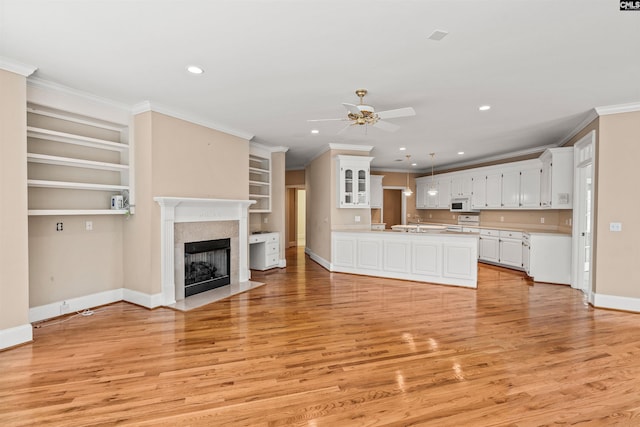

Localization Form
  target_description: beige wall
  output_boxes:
[0,69,30,330]
[371,171,419,222]
[285,169,305,186]
[305,150,332,261]
[267,151,286,259]
[593,111,640,298]
[29,216,123,305]
[124,112,250,296]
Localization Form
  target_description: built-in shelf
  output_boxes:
[27,179,129,192]
[249,152,271,213]
[26,103,133,215]
[27,126,129,152]
[28,209,129,216]
[27,153,130,172]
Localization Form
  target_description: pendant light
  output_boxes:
[403,155,413,196]
[427,153,438,196]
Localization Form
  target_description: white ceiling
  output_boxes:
[1,1,639,171]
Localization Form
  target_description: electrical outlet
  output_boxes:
[610,222,622,232]
[56,222,63,231]
[60,301,70,314]
[354,215,361,223]
[540,217,545,224]
[452,215,455,219]
[85,221,93,231]
[429,214,432,219]
[500,216,504,222]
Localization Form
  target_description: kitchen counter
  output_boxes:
[331,230,478,288]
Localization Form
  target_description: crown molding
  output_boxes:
[595,101,640,116]
[0,56,37,77]
[555,108,600,147]
[132,101,254,141]
[250,141,289,153]
[27,77,132,125]
[432,143,557,172]
[328,143,373,153]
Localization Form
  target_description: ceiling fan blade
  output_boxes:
[376,107,416,120]
[373,120,400,132]
[342,103,362,116]
[307,118,348,122]
[337,123,352,134]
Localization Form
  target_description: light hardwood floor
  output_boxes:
[2,247,640,426]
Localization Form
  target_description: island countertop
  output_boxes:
[331,230,478,288]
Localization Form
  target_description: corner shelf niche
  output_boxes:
[26,104,132,216]
[249,153,271,213]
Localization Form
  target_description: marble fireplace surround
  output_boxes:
[154,197,254,306]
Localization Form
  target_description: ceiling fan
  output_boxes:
[308,89,416,134]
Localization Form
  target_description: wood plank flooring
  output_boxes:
[3,247,640,426]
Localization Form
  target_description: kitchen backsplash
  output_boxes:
[413,209,573,233]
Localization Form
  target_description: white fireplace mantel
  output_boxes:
[154,197,255,306]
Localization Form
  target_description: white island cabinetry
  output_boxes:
[332,231,478,288]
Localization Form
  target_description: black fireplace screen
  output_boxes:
[184,238,231,297]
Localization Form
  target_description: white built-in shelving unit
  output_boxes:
[249,152,271,213]
[26,102,132,216]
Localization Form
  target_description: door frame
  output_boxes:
[571,130,596,302]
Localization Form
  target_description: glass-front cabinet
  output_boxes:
[336,155,373,208]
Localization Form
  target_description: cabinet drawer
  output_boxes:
[266,255,279,267]
[266,242,279,255]
[499,230,522,239]
[480,229,499,237]
[267,234,279,243]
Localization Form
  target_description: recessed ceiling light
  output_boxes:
[411,163,417,167]
[428,30,449,41]
[186,65,204,75]
[399,147,407,151]
[311,129,319,134]
[458,151,465,155]
[479,105,491,111]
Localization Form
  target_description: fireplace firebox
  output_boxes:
[184,238,231,297]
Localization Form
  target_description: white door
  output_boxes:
[577,163,593,293]
[572,130,595,296]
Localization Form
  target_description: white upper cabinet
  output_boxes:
[415,177,427,209]
[540,147,573,209]
[501,169,520,208]
[337,155,373,208]
[520,164,542,208]
[485,172,502,208]
[471,174,486,209]
[370,175,384,208]
[437,178,451,208]
[451,174,472,198]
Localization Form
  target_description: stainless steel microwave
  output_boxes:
[450,198,478,213]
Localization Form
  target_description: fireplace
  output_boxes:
[154,197,254,306]
[184,238,231,297]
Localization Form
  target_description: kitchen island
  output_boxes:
[331,230,479,288]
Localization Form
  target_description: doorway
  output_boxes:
[572,131,596,299]
[286,187,306,247]
[383,189,401,229]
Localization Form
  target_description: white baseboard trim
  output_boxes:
[123,288,163,309]
[29,289,124,323]
[278,258,287,268]
[0,323,33,350]
[304,247,331,271]
[593,293,640,313]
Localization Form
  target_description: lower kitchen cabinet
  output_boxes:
[499,230,523,268]
[527,233,571,284]
[249,232,280,270]
[479,229,499,263]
